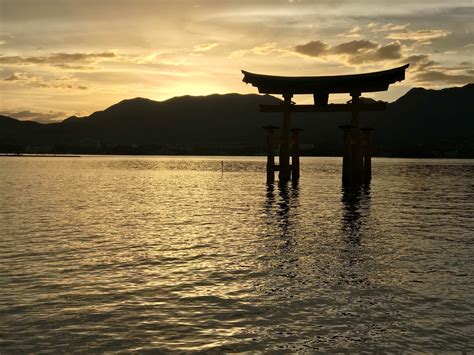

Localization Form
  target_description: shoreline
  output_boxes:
[0,154,81,158]
[1,153,473,160]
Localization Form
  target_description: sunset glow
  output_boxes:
[1,0,472,122]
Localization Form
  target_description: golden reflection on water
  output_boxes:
[0,157,473,352]
[339,185,371,287]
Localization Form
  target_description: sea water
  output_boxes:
[1,156,473,352]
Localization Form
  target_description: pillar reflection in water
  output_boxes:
[341,185,371,245]
[339,185,371,285]
[263,181,300,280]
[265,181,299,240]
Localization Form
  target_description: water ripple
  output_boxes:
[0,156,473,352]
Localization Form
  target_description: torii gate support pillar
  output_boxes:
[350,92,364,185]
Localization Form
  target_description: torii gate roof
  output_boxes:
[242,64,409,95]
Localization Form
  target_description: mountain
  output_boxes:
[367,84,474,156]
[1,84,473,157]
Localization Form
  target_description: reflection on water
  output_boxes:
[0,156,473,352]
[341,185,371,246]
[266,181,300,251]
[339,186,371,287]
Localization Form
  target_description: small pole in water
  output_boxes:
[221,160,224,177]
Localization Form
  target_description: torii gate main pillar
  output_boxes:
[350,92,364,185]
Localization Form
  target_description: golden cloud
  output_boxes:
[386,29,450,42]
[370,23,410,32]
[2,71,88,90]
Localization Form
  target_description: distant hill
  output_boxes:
[1,84,473,157]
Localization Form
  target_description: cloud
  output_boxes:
[413,70,474,85]
[386,29,450,42]
[293,37,472,85]
[3,72,30,81]
[401,54,473,85]
[332,40,378,55]
[337,25,363,39]
[370,23,410,32]
[48,52,116,62]
[2,71,88,90]
[372,41,403,60]
[404,54,437,71]
[458,61,472,68]
[294,39,403,65]
[0,52,117,69]
[294,40,330,57]
[346,41,403,64]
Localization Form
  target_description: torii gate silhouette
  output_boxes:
[241,64,409,185]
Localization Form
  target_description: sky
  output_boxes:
[0,0,473,122]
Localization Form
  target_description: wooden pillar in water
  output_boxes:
[263,125,278,183]
[340,125,353,185]
[291,128,302,180]
[279,94,292,182]
[350,92,364,185]
[362,128,374,184]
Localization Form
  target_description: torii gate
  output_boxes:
[241,64,409,185]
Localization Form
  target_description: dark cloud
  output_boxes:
[332,40,378,55]
[373,41,402,60]
[404,54,437,71]
[294,40,330,56]
[51,52,116,61]
[293,37,472,85]
[294,39,403,64]
[413,70,474,85]
[347,41,403,64]
[404,54,473,85]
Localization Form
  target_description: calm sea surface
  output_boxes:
[0,156,473,352]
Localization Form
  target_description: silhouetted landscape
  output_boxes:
[3,0,474,352]
[1,83,473,157]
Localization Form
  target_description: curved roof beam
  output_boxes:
[242,64,409,95]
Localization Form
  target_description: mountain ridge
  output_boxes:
[1,84,473,157]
